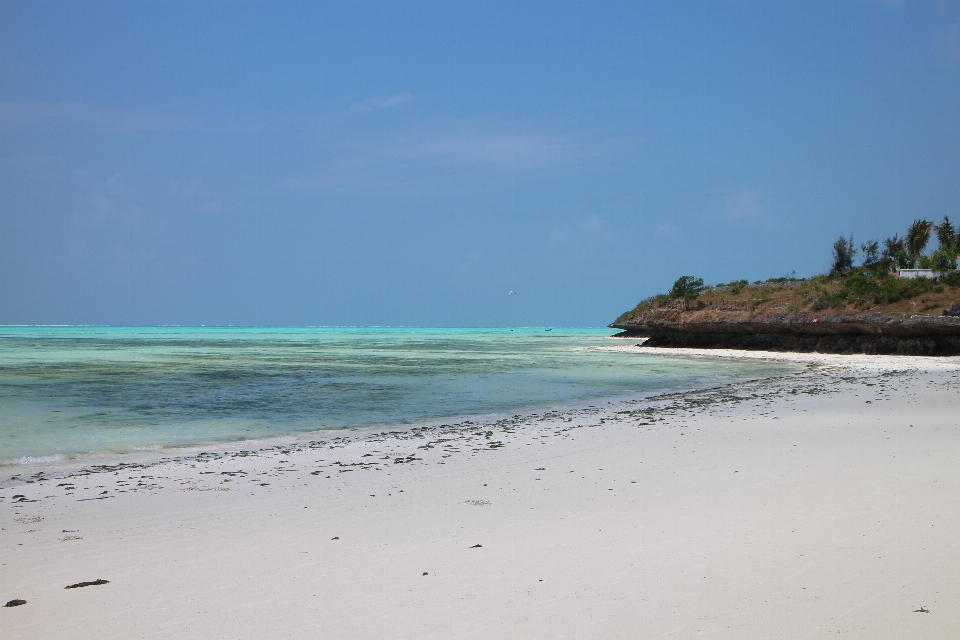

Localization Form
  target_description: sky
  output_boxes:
[1,1,959,326]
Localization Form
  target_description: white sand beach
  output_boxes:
[2,350,958,639]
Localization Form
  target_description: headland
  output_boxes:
[611,275,960,355]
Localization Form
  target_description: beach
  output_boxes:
[2,349,958,639]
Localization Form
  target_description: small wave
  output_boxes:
[7,454,65,465]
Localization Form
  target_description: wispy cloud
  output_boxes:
[656,222,681,236]
[548,214,610,244]
[714,189,782,231]
[385,125,582,167]
[0,100,196,131]
[725,189,766,220]
[280,117,628,195]
[204,200,224,213]
[934,22,960,66]
[167,179,204,198]
[166,178,227,215]
[349,93,413,112]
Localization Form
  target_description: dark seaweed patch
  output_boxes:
[65,579,109,589]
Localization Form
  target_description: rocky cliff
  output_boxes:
[610,309,960,355]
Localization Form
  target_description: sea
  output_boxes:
[0,327,799,466]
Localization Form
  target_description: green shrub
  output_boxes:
[765,271,800,283]
[614,298,653,323]
[669,276,705,301]
[811,292,846,311]
[729,279,747,294]
[837,268,937,307]
[941,270,960,287]
[931,249,958,272]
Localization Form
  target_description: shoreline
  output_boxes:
[0,377,786,481]
[0,350,802,478]
[2,349,958,638]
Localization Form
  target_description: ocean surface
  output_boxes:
[0,327,798,465]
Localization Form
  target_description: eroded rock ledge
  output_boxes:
[610,312,960,355]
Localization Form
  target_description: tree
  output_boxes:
[936,216,959,258]
[905,219,934,259]
[860,240,880,269]
[669,276,705,301]
[882,235,907,269]
[930,248,957,272]
[831,236,856,274]
[883,235,904,259]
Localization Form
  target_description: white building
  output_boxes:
[897,269,936,279]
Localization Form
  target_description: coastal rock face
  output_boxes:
[610,311,960,355]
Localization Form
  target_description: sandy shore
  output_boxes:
[2,350,958,639]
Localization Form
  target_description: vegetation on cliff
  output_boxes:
[614,217,960,325]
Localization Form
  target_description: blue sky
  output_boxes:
[2,1,959,326]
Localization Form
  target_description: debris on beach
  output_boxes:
[4,599,27,607]
[65,579,109,589]
[14,516,42,524]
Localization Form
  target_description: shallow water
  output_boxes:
[0,327,797,463]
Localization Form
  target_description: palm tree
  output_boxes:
[905,219,934,259]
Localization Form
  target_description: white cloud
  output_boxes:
[279,117,628,195]
[106,173,125,193]
[349,93,414,112]
[167,179,204,197]
[548,215,610,244]
[204,200,224,213]
[934,22,960,66]
[581,214,606,232]
[548,228,567,244]
[0,100,195,131]
[725,189,766,220]
[378,118,622,170]
[88,194,113,217]
[391,130,571,166]
[656,222,680,236]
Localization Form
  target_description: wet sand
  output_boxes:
[2,351,958,639]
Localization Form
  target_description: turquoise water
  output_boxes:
[0,327,796,464]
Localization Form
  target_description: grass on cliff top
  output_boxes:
[614,269,960,325]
